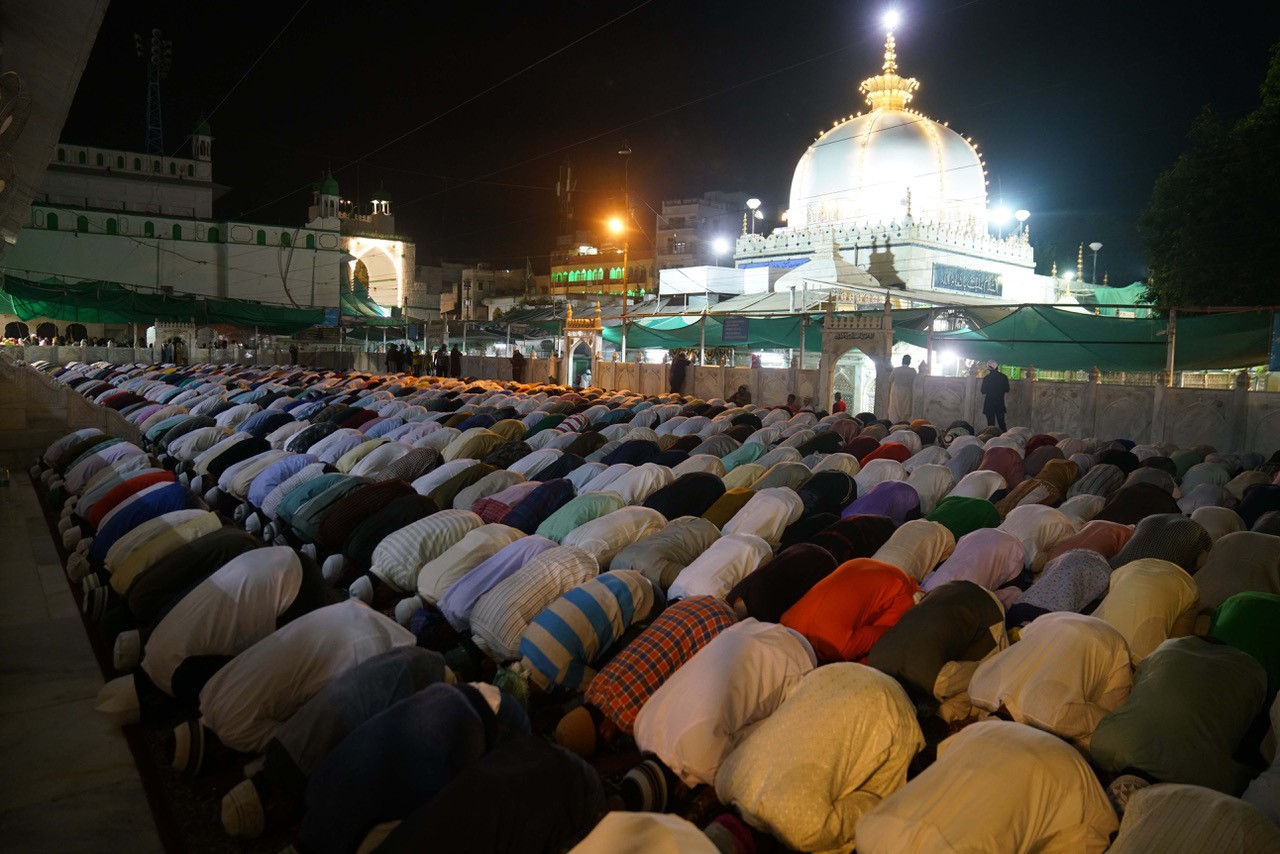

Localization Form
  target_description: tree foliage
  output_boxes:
[1141,43,1280,307]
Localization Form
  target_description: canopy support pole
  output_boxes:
[1164,308,1177,387]
[798,315,806,369]
[699,312,707,365]
[506,323,511,352]
[462,321,468,353]
[926,308,935,375]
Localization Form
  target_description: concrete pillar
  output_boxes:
[1081,366,1102,438]
[1231,370,1250,451]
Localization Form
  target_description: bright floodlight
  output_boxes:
[608,217,624,234]
[1064,271,1076,281]
[754,210,764,219]
[746,198,761,211]
[1015,209,1030,223]
[712,237,730,255]
[1089,241,1103,251]
[990,206,1012,226]
[883,10,900,31]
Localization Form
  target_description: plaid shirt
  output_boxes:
[585,595,736,734]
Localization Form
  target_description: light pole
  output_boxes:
[989,205,1012,240]
[609,215,629,361]
[617,146,632,360]
[1089,242,1103,284]
[1015,209,1030,236]
[746,198,761,235]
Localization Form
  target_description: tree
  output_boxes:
[1141,43,1280,307]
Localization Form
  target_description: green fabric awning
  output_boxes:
[892,305,1270,371]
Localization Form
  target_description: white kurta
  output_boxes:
[667,533,774,601]
[872,520,956,583]
[856,720,1118,853]
[633,619,816,787]
[1092,558,1199,663]
[561,506,668,566]
[197,599,414,752]
[720,487,804,547]
[715,664,924,854]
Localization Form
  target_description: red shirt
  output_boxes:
[832,400,848,413]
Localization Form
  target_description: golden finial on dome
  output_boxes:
[859,24,919,111]
[1077,243,1085,279]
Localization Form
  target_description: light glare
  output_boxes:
[883,10,900,31]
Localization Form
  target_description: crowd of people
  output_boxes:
[27,355,1280,853]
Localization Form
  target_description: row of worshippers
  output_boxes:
[29,357,1280,852]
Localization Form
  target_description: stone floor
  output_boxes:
[0,472,163,853]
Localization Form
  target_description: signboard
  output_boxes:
[721,315,750,343]
[322,308,340,328]
[933,263,1003,298]
[1270,311,1280,372]
[408,324,420,341]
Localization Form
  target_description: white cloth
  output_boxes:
[410,459,481,497]
[668,533,774,601]
[141,547,302,695]
[634,619,817,787]
[606,463,675,505]
[998,505,1078,569]
[721,487,804,547]
[671,454,727,479]
[949,469,1007,500]
[415,524,525,604]
[856,720,1118,854]
[561,506,667,566]
[569,813,717,854]
[872,520,956,583]
[853,459,906,496]
[968,612,1133,747]
[197,600,414,752]
[905,464,955,515]
[1093,558,1199,663]
[1110,783,1280,853]
[715,664,924,853]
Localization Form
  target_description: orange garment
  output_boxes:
[88,470,177,528]
[861,442,912,465]
[781,558,919,663]
[1045,519,1134,563]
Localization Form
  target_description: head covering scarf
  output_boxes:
[720,441,768,472]
[796,431,844,456]
[1092,559,1200,663]
[842,481,922,527]
[994,479,1062,519]
[862,442,912,465]
[752,462,812,492]
[998,505,1078,570]
[945,443,984,482]
[872,519,957,582]
[1107,513,1213,572]
[924,528,1026,593]
[1187,506,1244,542]
[1012,548,1112,620]
[950,469,1006,500]
[1040,518,1133,564]
[812,452,861,478]
[1023,446,1064,478]
[978,446,1024,487]
[1033,458,1079,497]
[796,471,857,516]
[923,495,999,540]
[1097,448,1140,475]
[1253,511,1280,535]
[1238,484,1280,528]
[843,436,880,462]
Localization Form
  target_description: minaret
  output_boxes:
[191,116,212,162]
[1077,243,1085,282]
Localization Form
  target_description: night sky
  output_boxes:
[62,0,1280,284]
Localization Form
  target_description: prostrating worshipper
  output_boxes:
[95,546,322,726]
[372,733,605,854]
[1193,531,1280,612]
[1237,483,1280,528]
[969,612,1132,747]
[1107,512,1213,572]
[1044,518,1134,563]
[1190,505,1246,542]
[337,494,437,576]
[809,514,897,564]
[167,599,415,776]
[633,619,816,787]
[921,527,1025,595]
[924,494,1001,539]
[714,664,924,853]
[358,508,483,607]
[997,503,1077,571]
[1093,481,1183,525]
[869,519,956,583]
[778,558,921,665]
[1106,783,1280,853]
[718,486,805,548]
[412,522,526,614]
[867,580,1006,719]
[993,476,1062,518]
[1093,558,1199,663]
[947,468,1006,501]
[556,596,738,757]
[855,721,1117,853]
[1006,548,1113,628]
[667,533,773,601]
[514,569,663,694]
[796,469,857,516]
[500,477,576,533]
[561,506,668,566]
[1243,695,1280,827]
[750,461,812,492]
[294,682,530,854]
[468,545,599,662]
[1209,592,1280,699]
[640,471,725,520]
[842,480,923,527]
[1091,636,1267,794]
[610,515,720,591]
[1067,462,1126,501]
[220,646,450,838]
[433,536,556,635]
[725,543,837,624]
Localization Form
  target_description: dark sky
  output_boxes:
[62,0,1280,284]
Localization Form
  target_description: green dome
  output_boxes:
[193,116,212,135]
[319,172,340,196]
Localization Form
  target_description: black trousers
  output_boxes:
[985,410,1007,432]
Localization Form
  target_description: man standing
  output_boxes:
[385,343,397,374]
[832,392,847,413]
[887,355,917,424]
[510,348,526,383]
[289,343,299,365]
[981,359,1010,433]
[449,345,462,378]
[669,351,690,395]
[434,345,448,377]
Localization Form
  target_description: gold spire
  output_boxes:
[1077,243,1085,281]
[1050,261,1057,277]
[859,30,919,111]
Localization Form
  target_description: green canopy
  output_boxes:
[892,305,1270,371]
[602,314,814,350]
[1072,282,1154,318]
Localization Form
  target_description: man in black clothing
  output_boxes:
[980,359,1010,433]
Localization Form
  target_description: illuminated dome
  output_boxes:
[788,32,987,230]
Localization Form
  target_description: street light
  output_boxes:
[711,236,730,267]
[1088,241,1103,284]
[746,198,761,235]
[989,206,1012,239]
[1015,209,1030,235]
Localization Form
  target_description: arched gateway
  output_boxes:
[816,299,895,415]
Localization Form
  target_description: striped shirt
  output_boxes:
[261,463,327,519]
[369,509,484,593]
[470,545,598,661]
[585,595,736,734]
[518,570,658,692]
[438,535,559,632]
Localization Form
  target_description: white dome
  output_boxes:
[787,33,987,231]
